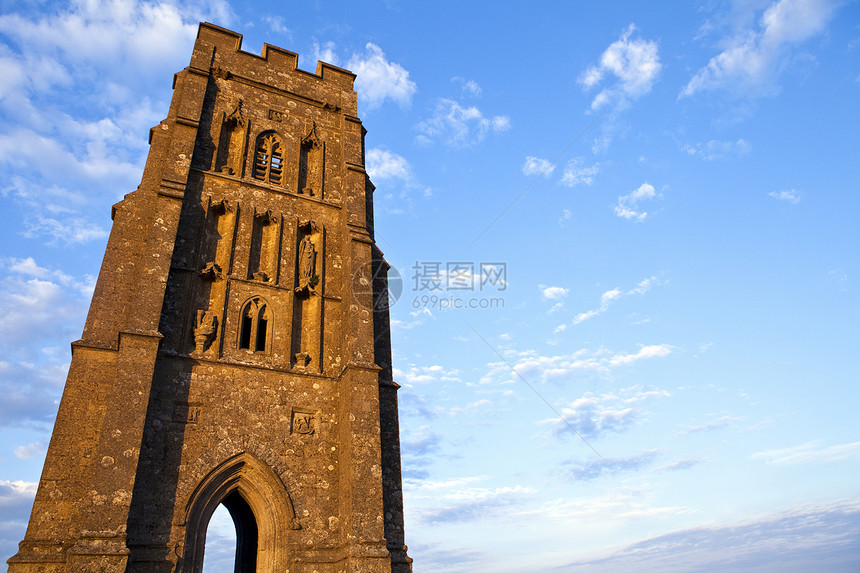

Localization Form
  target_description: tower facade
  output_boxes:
[8,23,411,573]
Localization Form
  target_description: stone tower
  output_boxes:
[7,23,411,573]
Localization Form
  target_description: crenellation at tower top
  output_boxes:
[191,22,358,110]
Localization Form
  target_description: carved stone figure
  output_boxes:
[297,234,317,294]
[193,310,217,354]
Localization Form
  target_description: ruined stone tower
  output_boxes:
[8,23,411,573]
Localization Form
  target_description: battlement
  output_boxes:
[192,23,357,107]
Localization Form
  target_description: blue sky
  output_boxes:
[1,1,859,571]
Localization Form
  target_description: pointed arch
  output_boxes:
[252,131,285,185]
[180,452,299,573]
[238,297,271,353]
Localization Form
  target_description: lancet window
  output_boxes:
[238,297,271,353]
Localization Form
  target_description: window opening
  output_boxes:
[253,132,284,185]
[238,298,270,354]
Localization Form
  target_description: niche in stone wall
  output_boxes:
[192,198,236,356]
[201,198,235,277]
[215,101,247,176]
[247,209,280,283]
[291,220,324,371]
[297,124,324,197]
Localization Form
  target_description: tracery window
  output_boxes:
[252,132,284,185]
[238,297,271,353]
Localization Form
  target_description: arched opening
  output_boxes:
[181,452,300,572]
[252,131,284,185]
[202,492,258,573]
[238,297,271,353]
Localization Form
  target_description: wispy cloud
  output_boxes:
[311,40,338,66]
[542,386,670,439]
[365,147,432,212]
[769,188,801,203]
[562,499,860,572]
[407,475,535,525]
[615,182,662,221]
[681,0,839,99]
[560,157,600,187]
[522,156,555,177]
[751,440,860,465]
[564,450,660,480]
[683,415,743,434]
[683,138,752,160]
[571,276,661,326]
[580,23,661,112]
[479,343,674,389]
[416,95,510,147]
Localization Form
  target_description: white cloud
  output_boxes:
[263,16,291,37]
[683,139,752,160]
[312,41,339,66]
[560,157,600,187]
[542,386,670,439]
[769,189,801,203]
[0,0,225,82]
[580,24,661,111]
[452,77,482,97]
[681,0,838,98]
[0,258,94,427]
[557,498,860,571]
[14,441,47,459]
[751,440,860,465]
[522,156,555,177]
[542,286,569,301]
[0,258,94,344]
[607,344,674,366]
[571,276,660,325]
[348,43,416,110]
[479,342,674,389]
[614,182,661,222]
[416,99,510,147]
[395,364,461,387]
[558,208,573,227]
[366,148,413,181]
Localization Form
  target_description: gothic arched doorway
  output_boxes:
[181,453,299,572]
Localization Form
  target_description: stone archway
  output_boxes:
[181,452,300,573]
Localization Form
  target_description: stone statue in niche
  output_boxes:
[296,234,317,296]
[297,123,323,196]
[193,310,218,355]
